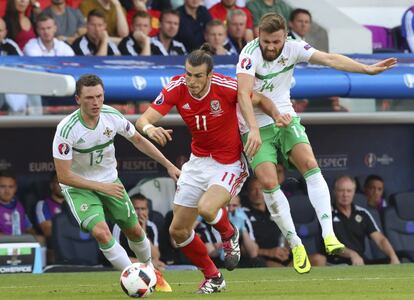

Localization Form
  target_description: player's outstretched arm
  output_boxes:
[237,73,261,158]
[309,51,397,75]
[54,158,125,198]
[136,107,173,147]
[128,132,181,181]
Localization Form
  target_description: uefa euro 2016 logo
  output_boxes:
[58,143,70,155]
[240,57,252,70]
[132,76,147,91]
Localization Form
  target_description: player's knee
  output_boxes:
[92,226,112,244]
[304,159,318,171]
[124,224,144,240]
[259,177,278,190]
[169,225,190,244]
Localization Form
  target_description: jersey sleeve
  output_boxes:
[150,77,181,115]
[236,44,258,77]
[52,125,74,161]
[115,115,136,139]
[294,40,317,63]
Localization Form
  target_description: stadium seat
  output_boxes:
[364,25,398,53]
[128,177,176,217]
[287,195,324,255]
[384,192,414,262]
[52,203,101,265]
[353,193,368,208]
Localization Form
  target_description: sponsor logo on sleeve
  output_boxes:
[304,44,312,50]
[58,143,70,155]
[126,122,130,132]
[153,93,164,105]
[240,57,252,70]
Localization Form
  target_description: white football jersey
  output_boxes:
[52,105,136,186]
[236,38,316,133]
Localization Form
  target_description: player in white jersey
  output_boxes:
[236,13,397,274]
[52,74,180,292]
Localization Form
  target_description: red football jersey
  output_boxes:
[150,73,242,164]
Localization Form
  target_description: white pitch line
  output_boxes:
[1,276,414,289]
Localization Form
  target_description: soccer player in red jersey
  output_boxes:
[136,44,283,294]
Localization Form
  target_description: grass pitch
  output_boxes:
[1,264,414,299]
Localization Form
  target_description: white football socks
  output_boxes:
[100,240,131,270]
[128,235,152,265]
[264,186,302,248]
[305,168,334,238]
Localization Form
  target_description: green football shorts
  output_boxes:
[242,117,310,171]
[62,179,138,233]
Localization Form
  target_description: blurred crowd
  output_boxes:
[2,1,413,114]
[1,165,413,268]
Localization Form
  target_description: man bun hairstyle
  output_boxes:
[259,12,287,33]
[186,43,214,74]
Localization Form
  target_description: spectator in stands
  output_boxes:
[35,173,63,239]
[150,9,186,55]
[0,15,42,116]
[288,8,312,41]
[208,0,253,41]
[175,0,212,52]
[0,16,24,114]
[113,194,165,270]
[331,175,400,265]
[4,0,37,49]
[35,172,63,263]
[363,175,387,215]
[401,5,414,53]
[244,177,290,267]
[226,9,248,54]
[43,0,86,45]
[79,0,129,39]
[0,17,22,55]
[0,170,42,243]
[72,9,120,55]
[118,10,151,55]
[124,0,161,37]
[204,19,236,55]
[247,0,291,36]
[24,14,75,56]
[120,0,170,13]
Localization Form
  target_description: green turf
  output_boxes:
[1,264,414,299]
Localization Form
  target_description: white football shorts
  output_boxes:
[174,154,249,208]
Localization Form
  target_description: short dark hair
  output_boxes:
[0,169,17,181]
[36,13,55,25]
[87,9,106,22]
[130,193,147,201]
[133,10,151,22]
[160,9,180,23]
[206,19,225,31]
[186,43,214,74]
[364,174,384,188]
[289,8,312,22]
[259,12,287,33]
[76,74,104,96]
